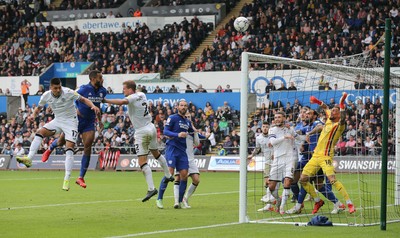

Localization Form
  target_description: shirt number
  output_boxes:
[142,102,149,117]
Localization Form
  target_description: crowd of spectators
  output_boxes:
[0,14,210,79]
[57,0,125,10]
[0,1,43,44]
[186,0,400,72]
[152,0,239,13]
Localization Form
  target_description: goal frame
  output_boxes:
[239,44,400,227]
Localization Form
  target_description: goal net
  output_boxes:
[239,42,400,226]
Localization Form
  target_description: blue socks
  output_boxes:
[79,155,90,178]
[297,186,307,204]
[157,176,168,200]
[49,139,58,151]
[319,184,338,204]
[179,180,188,203]
[290,183,300,201]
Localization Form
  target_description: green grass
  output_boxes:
[0,171,399,238]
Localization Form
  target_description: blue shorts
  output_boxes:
[165,145,189,171]
[78,117,96,134]
[296,154,311,171]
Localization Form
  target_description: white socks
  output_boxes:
[174,184,179,204]
[141,164,155,191]
[185,183,198,199]
[157,154,172,178]
[28,135,43,159]
[64,149,74,181]
[281,188,290,209]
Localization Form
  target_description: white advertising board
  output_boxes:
[40,15,215,33]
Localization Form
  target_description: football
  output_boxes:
[234,17,250,33]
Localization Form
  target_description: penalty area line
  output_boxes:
[105,222,240,238]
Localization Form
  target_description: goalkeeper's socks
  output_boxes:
[79,155,90,178]
[332,180,351,201]
[319,184,338,204]
[157,177,168,200]
[50,139,58,151]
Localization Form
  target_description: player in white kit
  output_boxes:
[16,78,100,191]
[268,111,300,214]
[102,80,174,202]
[247,121,277,212]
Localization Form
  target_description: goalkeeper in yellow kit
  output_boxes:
[299,92,356,214]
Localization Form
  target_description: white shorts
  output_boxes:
[174,159,200,176]
[43,117,78,143]
[263,163,271,178]
[134,123,158,156]
[269,155,295,181]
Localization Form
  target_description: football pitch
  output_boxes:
[1,170,399,238]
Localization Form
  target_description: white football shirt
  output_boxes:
[126,92,152,130]
[268,126,297,158]
[255,133,273,163]
[38,87,81,119]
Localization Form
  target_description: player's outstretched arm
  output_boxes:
[310,96,328,110]
[103,98,129,105]
[80,96,100,115]
[339,92,348,125]
[29,105,43,120]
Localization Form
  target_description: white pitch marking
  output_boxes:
[0,177,60,181]
[0,191,239,211]
[105,222,240,238]
[0,199,134,211]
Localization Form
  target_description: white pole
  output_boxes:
[239,52,249,223]
[396,88,400,205]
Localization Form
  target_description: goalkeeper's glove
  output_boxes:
[339,92,348,110]
[310,96,323,106]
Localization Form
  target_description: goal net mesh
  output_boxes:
[242,38,400,226]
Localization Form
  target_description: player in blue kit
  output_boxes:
[163,99,194,208]
[156,111,203,209]
[290,107,308,202]
[42,70,107,189]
